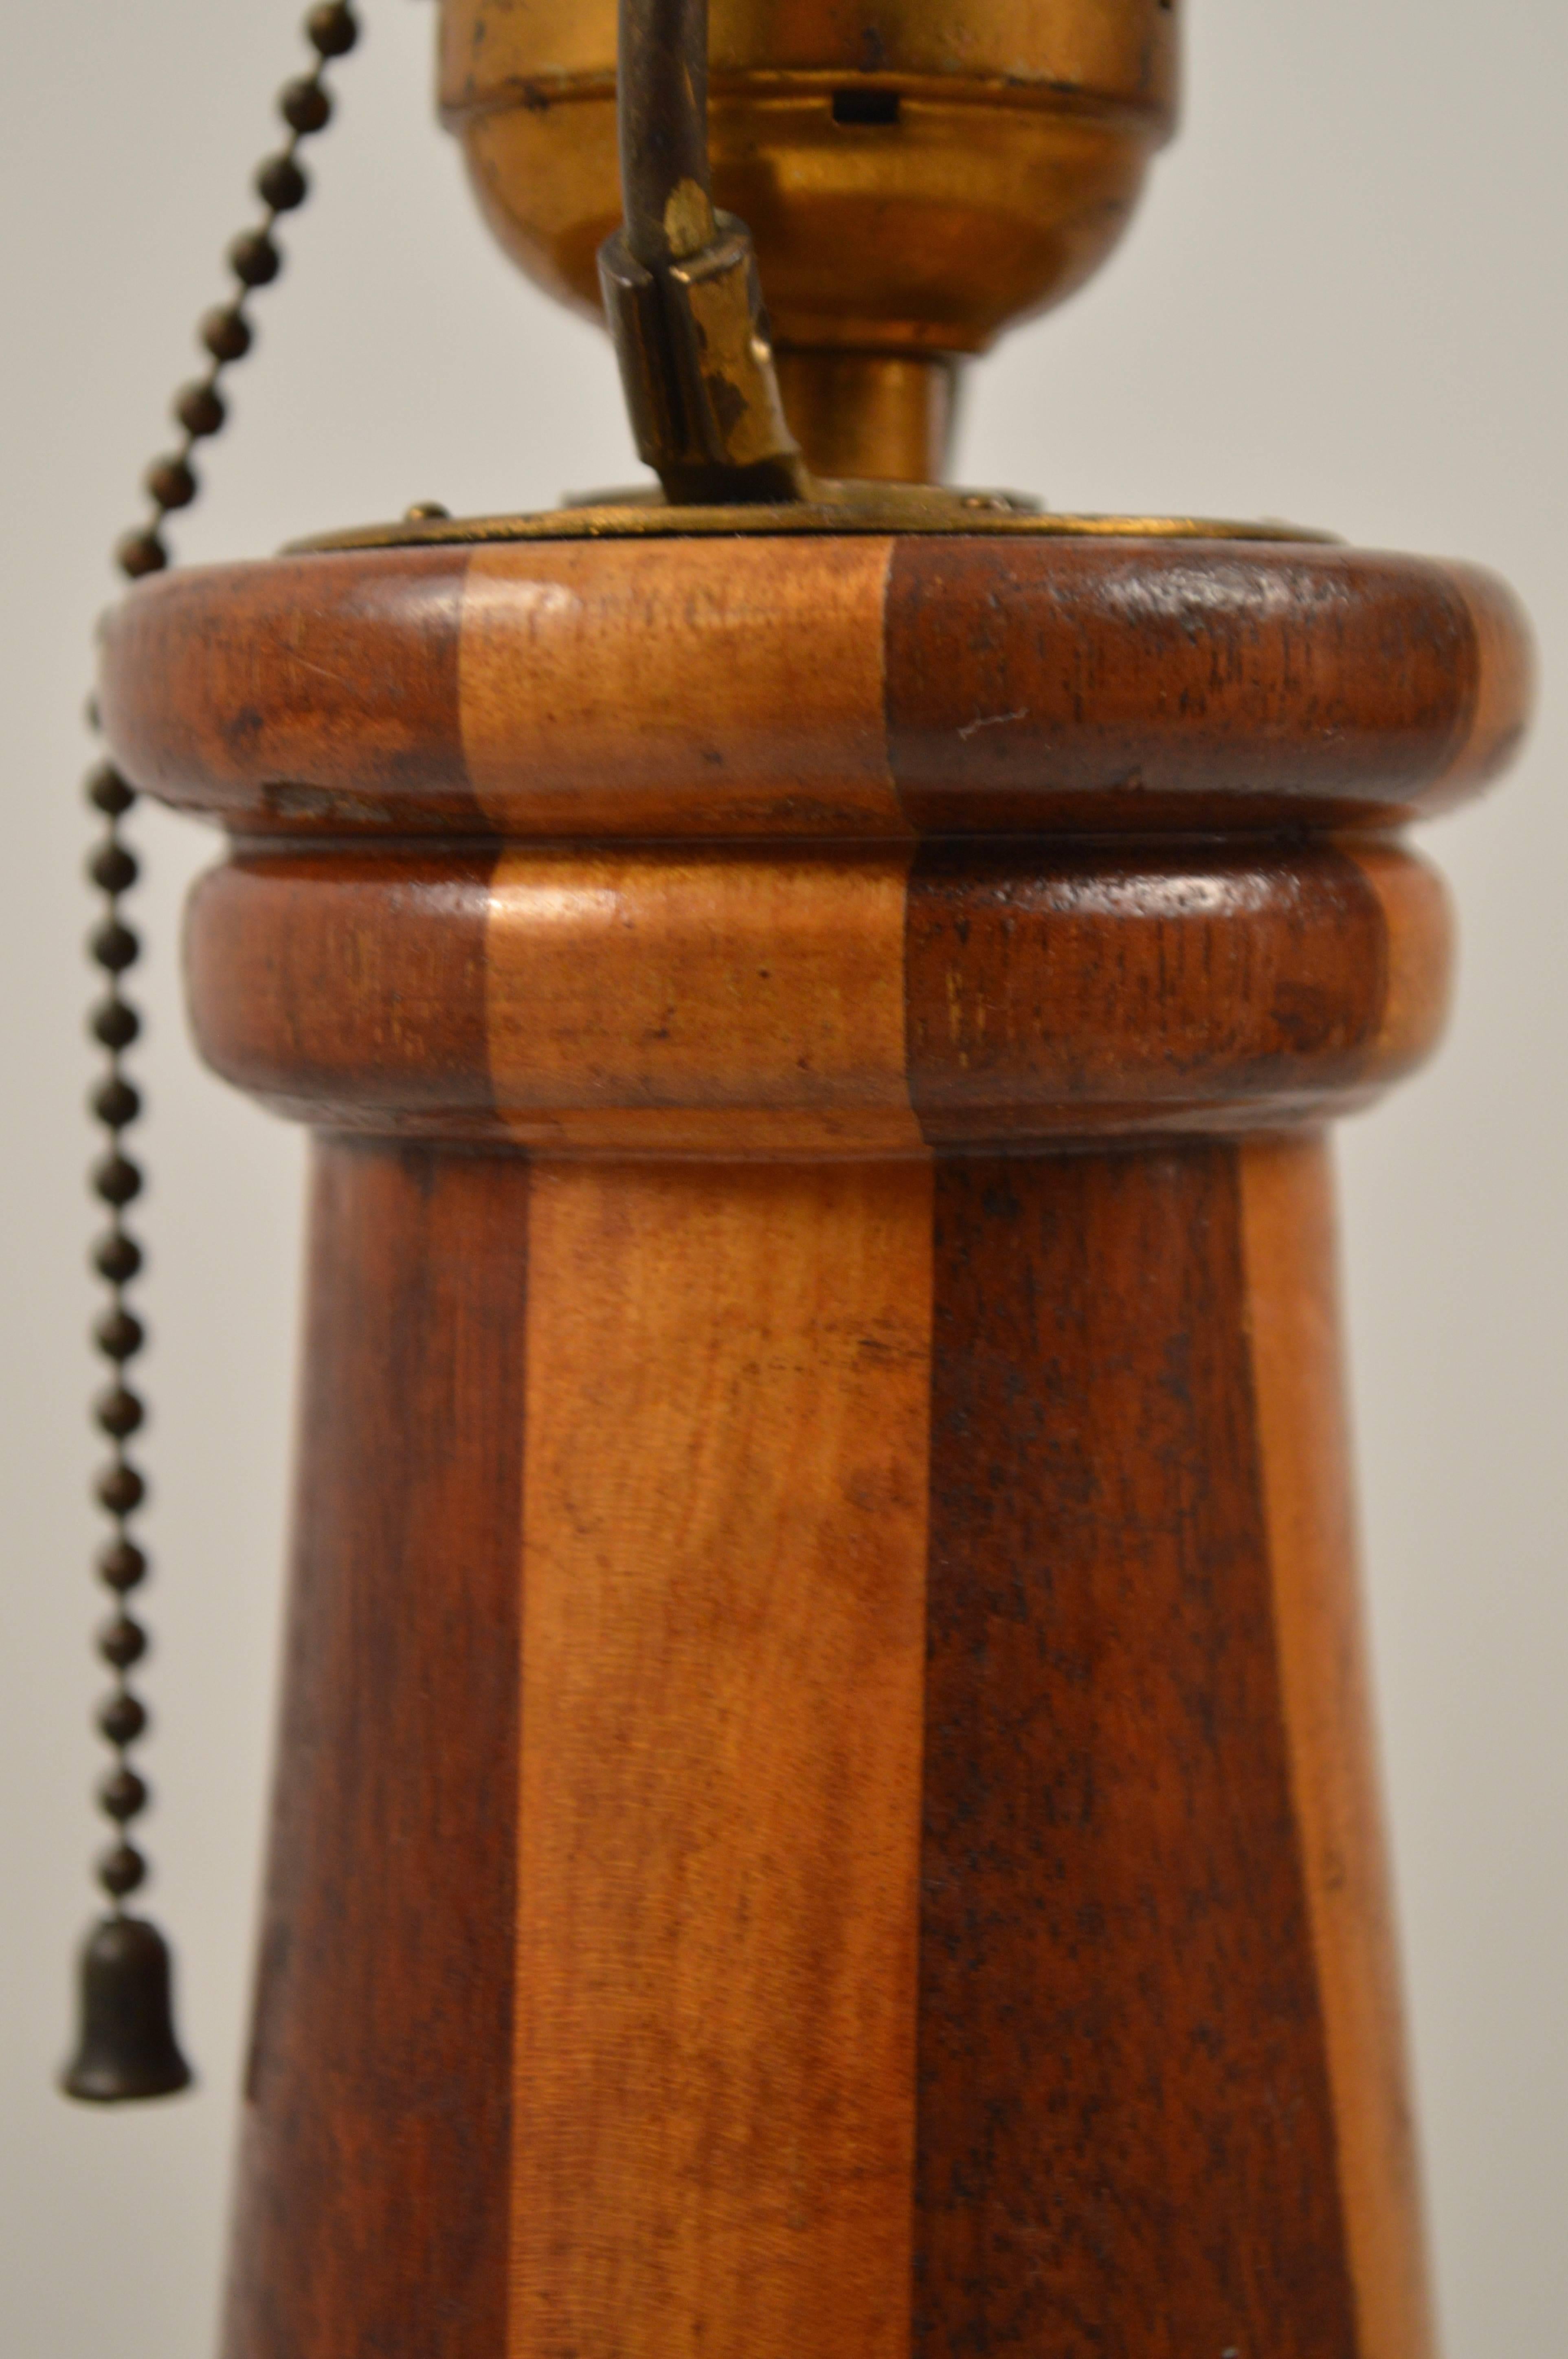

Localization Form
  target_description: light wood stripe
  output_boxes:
[484,845,923,1155]
[509,1158,934,2358]
[461,537,906,839]
[1240,1135,1435,2359]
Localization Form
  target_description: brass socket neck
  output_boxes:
[775,351,958,486]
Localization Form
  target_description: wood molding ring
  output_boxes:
[185,836,1447,1151]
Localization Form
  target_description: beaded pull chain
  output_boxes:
[63,0,362,2106]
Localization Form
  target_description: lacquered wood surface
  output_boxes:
[100,534,1531,838]
[513,1161,932,2355]
[184,835,1451,1148]
[92,526,1514,2357]
[224,1143,528,2359]
[917,1143,1360,2354]
[1241,1140,1432,2359]
[210,1133,1431,2359]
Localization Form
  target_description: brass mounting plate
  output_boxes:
[290,484,1337,555]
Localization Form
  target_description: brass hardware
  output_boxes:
[441,0,1179,484]
[62,0,364,2118]
[602,0,810,501]
[600,210,810,503]
[773,353,957,485]
[293,499,1335,555]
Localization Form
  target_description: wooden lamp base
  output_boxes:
[100,525,1528,2357]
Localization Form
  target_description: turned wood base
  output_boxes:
[98,525,1530,2357]
[221,1132,1424,2358]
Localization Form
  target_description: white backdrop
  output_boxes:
[1,2,1562,2351]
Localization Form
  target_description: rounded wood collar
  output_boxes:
[99,533,1531,842]
[186,837,1448,1152]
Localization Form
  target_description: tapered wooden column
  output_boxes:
[100,527,1529,2359]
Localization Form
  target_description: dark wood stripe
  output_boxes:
[904,840,1390,1145]
[885,536,1493,834]
[913,1146,1358,2356]
[222,1140,528,2359]
[186,848,501,1135]
[99,547,479,832]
